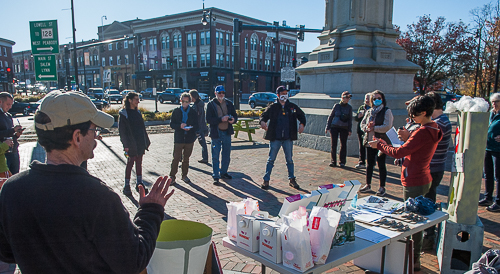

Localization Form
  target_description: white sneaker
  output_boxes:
[355,163,366,169]
[359,184,371,193]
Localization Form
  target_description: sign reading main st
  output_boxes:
[30,20,59,54]
[34,55,58,81]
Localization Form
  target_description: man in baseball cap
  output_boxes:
[0,91,174,273]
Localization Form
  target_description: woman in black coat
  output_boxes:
[325,91,353,168]
[119,92,151,196]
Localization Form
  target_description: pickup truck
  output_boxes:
[157,88,183,104]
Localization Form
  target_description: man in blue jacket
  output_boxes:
[206,85,238,186]
[260,86,306,190]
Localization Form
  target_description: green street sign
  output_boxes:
[34,55,58,81]
[30,20,59,54]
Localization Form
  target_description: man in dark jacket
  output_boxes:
[260,86,306,190]
[206,85,238,186]
[169,93,199,184]
[0,91,174,273]
[190,89,209,164]
[0,92,24,174]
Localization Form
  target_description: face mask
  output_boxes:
[373,99,382,106]
[279,94,288,101]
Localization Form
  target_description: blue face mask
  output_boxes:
[373,99,383,106]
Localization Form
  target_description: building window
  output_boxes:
[220,32,224,45]
[244,38,248,49]
[187,33,192,47]
[141,39,146,51]
[226,33,230,46]
[150,59,154,70]
[109,56,113,66]
[192,33,197,47]
[215,53,219,66]
[260,59,262,70]
[200,32,205,46]
[177,35,182,48]
[117,55,121,65]
[177,56,182,68]
[162,37,166,49]
[200,54,205,67]
[173,36,178,48]
[245,57,248,69]
[124,41,128,49]
[116,42,120,50]
[220,54,224,68]
[149,39,154,51]
[166,36,170,49]
[193,54,197,67]
[108,44,112,51]
[125,55,129,65]
[3,47,7,56]
[260,41,263,51]
[216,32,220,46]
[102,57,105,67]
[206,53,210,66]
[226,55,230,67]
[154,38,157,50]
[273,60,275,71]
[206,31,210,45]
[187,55,192,68]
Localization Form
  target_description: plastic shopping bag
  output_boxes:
[227,198,259,241]
[308,206,341,264]
[280,206,314,272]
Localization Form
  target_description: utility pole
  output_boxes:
[71,0,79,89]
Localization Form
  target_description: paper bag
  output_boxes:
[308,206,341,264]
[280,206,314,272]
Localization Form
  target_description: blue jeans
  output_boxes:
[6,152,20,175]
[211,130,231,179]
[264,139,294,181]
[484,150,500,203]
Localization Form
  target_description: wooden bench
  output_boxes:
[233,118,259,142]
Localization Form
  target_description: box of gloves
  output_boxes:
[278,190,329,218]
[259,220,282,263]
[237,211,270,252]
[319,180,361,212]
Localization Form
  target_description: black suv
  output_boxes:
[158,88,183,104]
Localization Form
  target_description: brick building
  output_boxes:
[0,38,15,92]
[127,8,297,98]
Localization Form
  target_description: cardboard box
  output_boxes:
[278,190,328,218]
[259,221,282,263]
[236,214,269,252]
[319,180,361,212]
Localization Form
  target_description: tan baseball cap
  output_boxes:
[35,91,114,131]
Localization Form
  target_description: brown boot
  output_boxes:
[261,180,270,190]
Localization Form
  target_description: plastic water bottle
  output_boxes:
[346,213,355,242]
[333,212,346,247]
[351,193,358,209]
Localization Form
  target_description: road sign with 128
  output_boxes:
[30,20,59,54]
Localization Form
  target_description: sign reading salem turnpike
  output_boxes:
[30,20,59,54]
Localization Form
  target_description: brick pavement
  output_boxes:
[1,129,499,274]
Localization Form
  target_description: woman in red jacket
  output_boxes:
[368,95,442,271]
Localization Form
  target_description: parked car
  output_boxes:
[248,92,278,109]
[141,88,154,98]
[121,90,143,100]
[289,89,300,97]
[157,88,184,104]
[439,92,462,110]
[199,92,209,102]
[89,88,104,99]
[105,89,123,104]
[88,96,109,110]
[9,101,37,116]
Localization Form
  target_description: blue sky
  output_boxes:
[1,0,494,53]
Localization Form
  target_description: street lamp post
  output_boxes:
[474,28,482,97]
[201,2,215,98]
[101,15,107,41]
[70,0,79,90]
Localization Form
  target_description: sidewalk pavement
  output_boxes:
[1,129,499,274]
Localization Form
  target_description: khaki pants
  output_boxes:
[170,142,194,179]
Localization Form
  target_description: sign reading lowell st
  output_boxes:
[30,20,59,54]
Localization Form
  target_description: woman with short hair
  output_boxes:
[479,93,500,212]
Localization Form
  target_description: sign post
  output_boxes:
[30,20,59,54]
[34,55,58,82]
[280,67,296,82]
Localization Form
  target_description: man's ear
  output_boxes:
[72,129,81,147]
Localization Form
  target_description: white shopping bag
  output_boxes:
[227,198,260,241]
[280,206,314,272]
[308,206,341,264]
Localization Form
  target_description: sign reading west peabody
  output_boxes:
[30,20,59,54]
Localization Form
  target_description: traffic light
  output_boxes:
[234,18,243,33]
[167,57,173,67]
[292,58,297,68]
[6,67,13,82]
[297,25,305,42]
